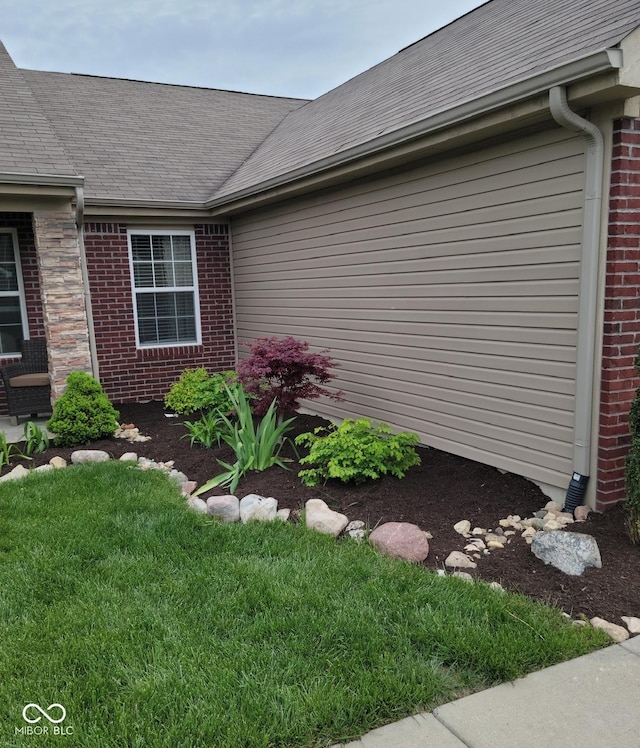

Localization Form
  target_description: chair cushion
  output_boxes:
[9,373,50,388]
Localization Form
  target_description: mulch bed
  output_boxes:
[8,401,640,623]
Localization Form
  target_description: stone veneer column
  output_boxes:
[597,117,640,511]
[32,204,92,399]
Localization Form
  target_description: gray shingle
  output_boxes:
[214,0,640,200]
[21,70,307,202]
[0,42,76,176]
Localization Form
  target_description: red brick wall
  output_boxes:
[597,117,640,510]
[84,222,235,404]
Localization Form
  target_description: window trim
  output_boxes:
[127,229,202,349]
[0,228,29,356]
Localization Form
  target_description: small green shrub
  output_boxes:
[47,371,120,447]
[164,368,236,415]
[295,418,421,486]
[194,383,295,495]
[181,409,224,449]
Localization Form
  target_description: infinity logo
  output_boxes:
[22,703,66,724]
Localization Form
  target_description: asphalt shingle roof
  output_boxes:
[2,0,639,205]
[21,69,307,202]
[0,42,76,177]
[213,0,640,201]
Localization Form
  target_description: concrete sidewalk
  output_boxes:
[0,415,51,444]
[336,635,640,747]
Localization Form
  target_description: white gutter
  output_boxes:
[548,85,605,510]
[74,186,100,381]
[206,49,622,210]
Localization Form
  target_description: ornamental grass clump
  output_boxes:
[194,382,295,494]
[238,335,342,417]
[296,418,421,486]
[47,371,120,447]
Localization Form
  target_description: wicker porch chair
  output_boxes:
[0,338,52,424]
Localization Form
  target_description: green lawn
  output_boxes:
[0,463,608,747]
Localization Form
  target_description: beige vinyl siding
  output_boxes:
[232,126,584,489]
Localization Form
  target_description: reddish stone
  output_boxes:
[369,522,429,563]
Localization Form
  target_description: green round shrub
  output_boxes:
[47,371,120,447]
[164,368,236,415]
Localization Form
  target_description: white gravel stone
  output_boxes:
[453,519,471,536]
[445,551,477,569]
[120,452,138,462]
[276,508,291,522]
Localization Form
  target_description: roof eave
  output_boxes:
[205,47,624,211]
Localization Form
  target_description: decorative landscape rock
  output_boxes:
[71,450,110,464]
[207,495,241,523]
[453,519,471,536]
[49,456,67,469]
[276,508,291,522]
[180,480,197,496]
[345,519,366,542]
[621,616,640,634]
[445,551,477,569]
[590,617,630,643]
[120,452,138,462]
[187,497,208,514]
[369,522,429,563]
[305,498,348,537]
[239,494,278,523]
[531,531,602,576]
[0,464,30,482]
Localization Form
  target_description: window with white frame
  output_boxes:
[128,230,201,347]
[0,229,28,355]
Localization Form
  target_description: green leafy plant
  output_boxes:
[164,368,236,415]
[46,371,120,447]
[625,347,640,544]
[181,409,224,449]
[0,431,15,468]
[296,418,421,486]
[21,421,50,456]
[194,382,295,495]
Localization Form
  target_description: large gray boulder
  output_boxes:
[531,531,602,576]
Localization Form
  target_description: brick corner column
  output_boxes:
[596,117,640,511]
[32,204,92,400]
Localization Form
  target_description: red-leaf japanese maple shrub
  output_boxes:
[238,336,343,417]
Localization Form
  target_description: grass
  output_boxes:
[0,462,608,747]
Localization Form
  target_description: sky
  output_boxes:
[1,0,486,100]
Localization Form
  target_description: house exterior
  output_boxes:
[1,0,640,511]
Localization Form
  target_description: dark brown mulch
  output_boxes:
[9,401,640,623]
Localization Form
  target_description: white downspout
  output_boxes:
[74,186,100,380]
[548,86,605,511]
